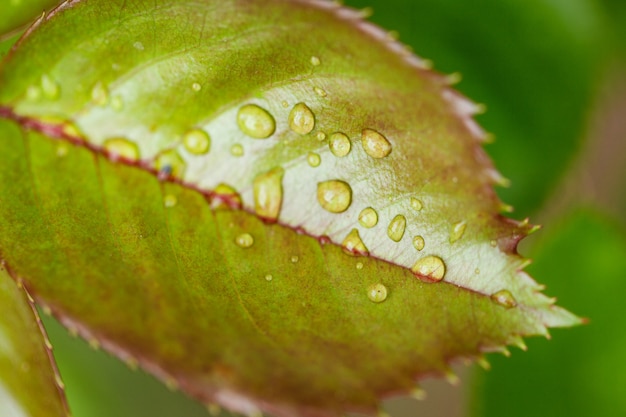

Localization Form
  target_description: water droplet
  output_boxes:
[367,283,388,303]
[235,233,254,248]
[449,221,467,243]
[155,150,186,178]
[164,194,177,208]
[237,104,276,139]
[316,131,327,141]
[91,81,109,106]
[133,41,145,50]
[183,129,211,155]
[307,152,321,167]
[103,138,139,160]
[356,262,364,270]
[26,85,41,101]
[474,268,480,274]
[230,144,244,157]
[289,102,315,135]
[361,128,392,158]
[387,214,406,242]
[253,167,284,221]
[41,74,60,99]
[313,86,327,97]
[265,274,273,282]
[410,197,423,211]
[317,180,352,213]
[490,240,497,247]
[212,183,242,209]
[358,207,378,228]
[281,100,289,108]
[411,255,446,282]
[412,235,425,251]
[192,82,202,91]
[110,95,124,111]
[342,228,369,256]
[491,289,517,309]
[329,132,351,157]
[310,56,321,66]
[291,255,299,263]
[56,143,69,157]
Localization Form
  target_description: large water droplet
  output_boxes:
[410,197,423,211]
[41,74,60,99]
[342,228,369,256]
[212,183,242,209]
[253,167,285,221]
[289,102,315,135]
[449,221,467,243]
[155,150,186,178]
[237,104,276,139]
[307,152,321,167]
[91,81,109,106]
[358,207,378,228]
[183,129,211,155]
[329,132,351,157]
[367,283,388,303]
[412,235,425,251]
[361,128,391,158]
[103,138,139,161]
[491,289,517,309]
[411,255,446,282]
[317,180,352,213]
[235,233,254,248]
[387,214,406,242]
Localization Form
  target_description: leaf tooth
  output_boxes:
[476,356,491,371]
[444,370,461,386]
[409,387,427,401]
[206,404,221,417]
[508,335,528,351]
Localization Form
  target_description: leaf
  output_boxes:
[0,0,61,37]
[0,264,69,417]
[0,1,579,416]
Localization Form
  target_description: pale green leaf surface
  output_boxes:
[0,1,578,416]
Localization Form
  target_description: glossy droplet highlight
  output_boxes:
[192,82,202,91]
[358,207,378,228]
[235,233,254,248]
[41,74,60,99]
[253,167,284,221]
[183,129,211,155]
[307,152,321,167]
[387,215,406,242]
[410,198,423,211]
[289,102,315,135]
[310,56,321,66]
[367,283,388,303]
[411,255,446,282]
[164,194,177,208]
[237,104,276,139]
[230,144,244,157]
[329,132,351,157]
[361,128,392,158]
[317,180,352,213]
[91,81,109,106]
[413,235,425,251]
[291,255,299,263]
[316,131,327,141]
[449,221,467,243]
[491,290,517,309]
[265,274,273,282]
[103,138,139,160]
[155,150,186,178]
[342,229,369,256]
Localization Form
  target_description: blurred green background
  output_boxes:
[4,0,626,416]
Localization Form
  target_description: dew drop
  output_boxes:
[164,194,177,208]
[103,138,139,160]
[183,129,211,155]
[41,74,60,99]
[26,85,41,101]
[358,207,378,228]
[361,128,391,158]
[133,41,144,50]
[110,95,124,111]
[291,255,299,263]
[155,150,186,178]
[192,82,202,92]
[474,268,480,274]
[411,255,446,282]
[313,86,327,97]
[329,132,351,157]
[367,283,388,303]
[387,214,406,242]
[91,81,109,106]
[342,228,369,256]
[230,144,244,157]
[307,152,321,167]
[412,235,425,251]
[410,197,423,211]
[491,289,517,309]
[289,102,315,135]
[317,180,352,213]
[56,143,69,158]
[450,221,467,243]
[265,274,273,282]
[281,100,289,108]
[310,56,321,66]
[316,131,327,141]
[237,104,276,139]
[356,262,364,270]
[235,233,254,248]
[253,167,285,221]
[212,183,242,209]
[490,239,497,247]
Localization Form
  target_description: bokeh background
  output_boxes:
[4,0,625,416]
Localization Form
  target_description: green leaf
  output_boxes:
[0,0,60,37]
[0,1,579,415]
[0,265,69,417]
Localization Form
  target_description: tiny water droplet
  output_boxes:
[356,262,364,270]
[26,85,41,101]
[110,95,124,111]
[103,138,140,160]
[317,180,352,213]
[329,132,351,157]
[41,74,60,99]
[230,144,244,157]
[490,289,517,308]
[316,131,327,141]
[237,104,276,139]
[307,152,321,167]
[490,239,497,247]
[253,167,285,221]
[155,150,186,178]
[361,128,391,158]
[183,129,211,155]
[313,86,327,97]
[235,233,254,248]
[411,255,446,282]
[410,197,423,211]
[281,100,289,108]
[412,235,425,251]
[212,183,242,209]
[91,81,109,106]
[449,221,467,243]
[387,214,406,242]
[358,207,378,228]
[310,56,321,66]
[192,82,202,91]
[474,268,480,274]
[56,143,69,157]
[289,102,315,135]
[367,283,388,303]
[291,255,299,263]
[133,41,144,50]
[265,274,273,282]
[342,228,369,256]
[164,194,177,208]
